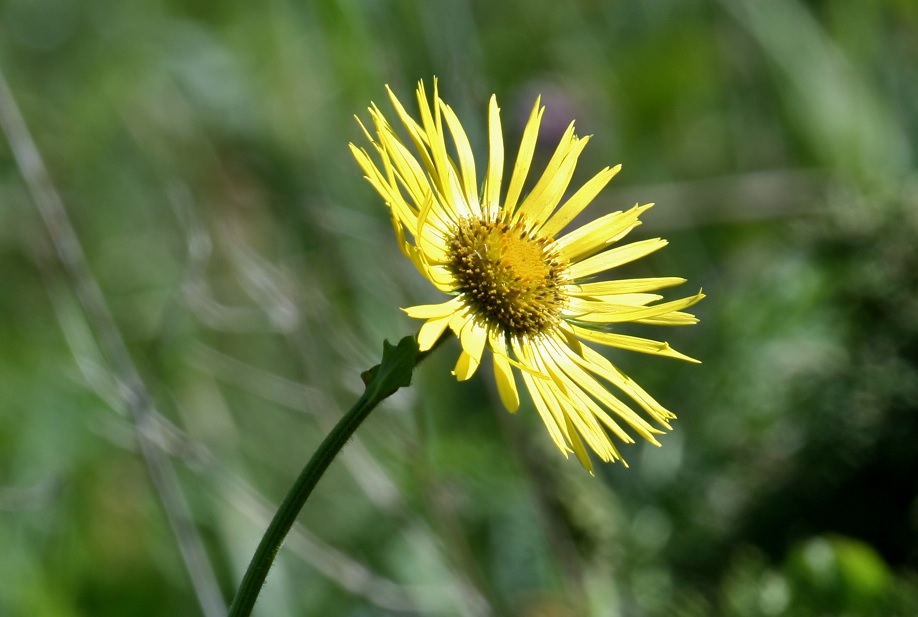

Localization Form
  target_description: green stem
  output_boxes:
[227,334,445,617]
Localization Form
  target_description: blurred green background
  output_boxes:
[1,0,917,615]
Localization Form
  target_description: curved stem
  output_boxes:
[227,388,376,616]
[227,333,447,617]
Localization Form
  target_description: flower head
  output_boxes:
[351,79,703,471]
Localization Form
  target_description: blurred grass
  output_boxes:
[1,0,917,615]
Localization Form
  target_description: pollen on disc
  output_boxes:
[446,217,568,337]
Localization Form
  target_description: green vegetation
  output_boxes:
[1,1,916,615]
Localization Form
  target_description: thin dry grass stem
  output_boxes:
[0,66,227,617]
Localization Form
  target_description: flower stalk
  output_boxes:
[227,334,443,617]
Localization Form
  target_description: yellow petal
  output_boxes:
[386,84,432,151]
[514,338,571,447]
[520,368,569,455]
[421,264,457,292]
[543,322,577,360]
[417,314,453,351]
[577,344,677,426]
[448,308,471,338]
[530,343,624,459]
[567,294,663,310]
[540,164,621,238]
[376,125,431,207]
[548,336,667,441]
[526,136,591,228]
[402,297,463,319]
[569,325,700,363]
[538,369,611,464]
[556,204,654,263]
[513,125,586,227]
[483,95,504,220]
[489,330,519,412]
[390,214,414,259]
[567,238,669,279]
[564,414,595,473]
[349,145,419,239]
[636,310,702,326]
[416,193,452,261]
[566,277,686,296]
[566,291,705,324]
[493,352,519,412]
[503,97,544,214]
[415,80,453,204]
[459,319,488,365]
[548,338,651,437]
[439,100,481,218]
[452,350,479,381]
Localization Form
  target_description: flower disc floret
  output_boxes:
[447,216,568,338]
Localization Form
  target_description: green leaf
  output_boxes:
[360,335,420,400]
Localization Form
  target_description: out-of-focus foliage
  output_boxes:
[1,1,916,616]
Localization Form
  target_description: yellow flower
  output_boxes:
[350,79,703,471]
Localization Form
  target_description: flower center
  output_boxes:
[446,216,568,337]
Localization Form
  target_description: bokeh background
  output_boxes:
[2,0,917,615]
